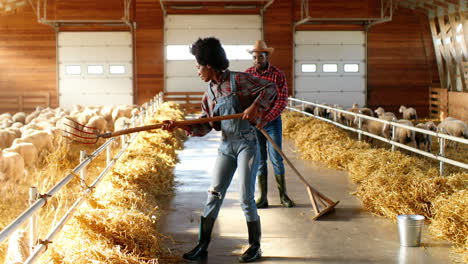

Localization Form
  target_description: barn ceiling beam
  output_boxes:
[28,0,134,30]
[159,0,272,15]
[294,0,393,28]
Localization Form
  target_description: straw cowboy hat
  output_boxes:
[247,40,274,55]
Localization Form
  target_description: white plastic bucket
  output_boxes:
[397,215,425,247]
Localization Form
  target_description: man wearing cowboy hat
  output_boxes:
[245,40,294,208]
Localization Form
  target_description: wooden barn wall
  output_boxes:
[134,0,164,105]
[367,8,438,118]
[0,7,57,109]
[0,1,440,116]
[263,0,293,95]
[448,92,468,122]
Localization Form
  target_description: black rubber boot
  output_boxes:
[275,174,295,208]
[238,219,262,263]
[182,216,216,260]
[255,174,269,208]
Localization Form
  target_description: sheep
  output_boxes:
[100,105,114,122]
[391,120,416,146]
[11,112,26,124]
[0,130,17,149]
[11,122,23,129]
[112,105,133,122]
[328,104,345,124]
[86,116,108,134]
[343,104,360,127]
[399,105,417,120]
[415,121,437,152]
[0,150,25,181]
[359,107,374,117]
[304,105,315,115]
[437,118,468,139]
[13,131,54,153]
[374,107,396,119]
[1,119,13,129]
[114,117,131,132]
[24,111,40,124]
[4,142,38,168]
[361,114,395,140]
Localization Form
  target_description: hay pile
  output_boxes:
[282,111,468,260]
[33,102,186,264]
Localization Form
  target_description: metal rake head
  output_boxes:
[61,117,100,144]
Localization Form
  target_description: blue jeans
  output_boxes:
[203,135,259,222]
[254,116,285,177]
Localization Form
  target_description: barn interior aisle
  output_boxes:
[160,130,452,264]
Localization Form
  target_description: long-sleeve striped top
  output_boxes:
[245,63,288,122]
[190,70,277,137]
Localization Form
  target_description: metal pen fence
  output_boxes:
[287,97,468,176]
[0,92,165,263]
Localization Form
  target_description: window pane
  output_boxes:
[87,65,104,74]
[344,64,359,73]
[65,65,81,75]
[167,45,194,60]
[301,64,316,72]
[166,44,253,60]
[323,64,338,73]
[110,65,126,74]
[223,45,252,60]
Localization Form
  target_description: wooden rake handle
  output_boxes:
[259,128,335,205]
[100,113,244,138]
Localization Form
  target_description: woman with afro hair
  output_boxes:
[163,37,277,262]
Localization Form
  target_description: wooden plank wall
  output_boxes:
[263,0,293,95]
[448,91,468,122]
[0,0,441,118]
[134,0,164,105]
[367,8,437,117]
[0,6,56,109]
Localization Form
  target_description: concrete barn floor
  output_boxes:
[160,130,454,264]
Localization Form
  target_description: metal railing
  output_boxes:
[0,92,165,263]
[287,98,468,176]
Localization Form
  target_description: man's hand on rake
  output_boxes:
[161,120,192,134]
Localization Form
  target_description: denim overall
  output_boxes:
[203,72,260,222]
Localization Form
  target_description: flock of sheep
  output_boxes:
[304,104,468,151]
[0,105,140,181]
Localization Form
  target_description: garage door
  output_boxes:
[165,15,261,93]
[294,31,366,108]
[58,32,133,108]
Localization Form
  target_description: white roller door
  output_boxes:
[165,15,261,93]
[58,32,133,108]
[294,31,366,108]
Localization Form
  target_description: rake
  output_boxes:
[62,113,244,144]
[259,128,339,220]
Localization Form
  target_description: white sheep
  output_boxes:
[399,105,417,120]
[374,107,396,119]
[437,118,468,139]
[0,130,17,149]
[112,105,133,122]
[86,116,108,133]
[4,142,38,168]
[361,114,395,140]
[0,151,25,181]
[14,131,54,153]
[343,104,360,127]
[11,112,26,124]
[114,117,131,132]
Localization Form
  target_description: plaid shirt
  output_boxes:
[190,70,277,137]
[245,63,288,122]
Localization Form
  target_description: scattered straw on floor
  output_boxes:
[282,111,468,261]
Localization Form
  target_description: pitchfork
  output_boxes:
[61,113,244,144]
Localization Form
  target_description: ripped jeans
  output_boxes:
[203,134,259,222]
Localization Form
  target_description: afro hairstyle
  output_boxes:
[190,37,229,72]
